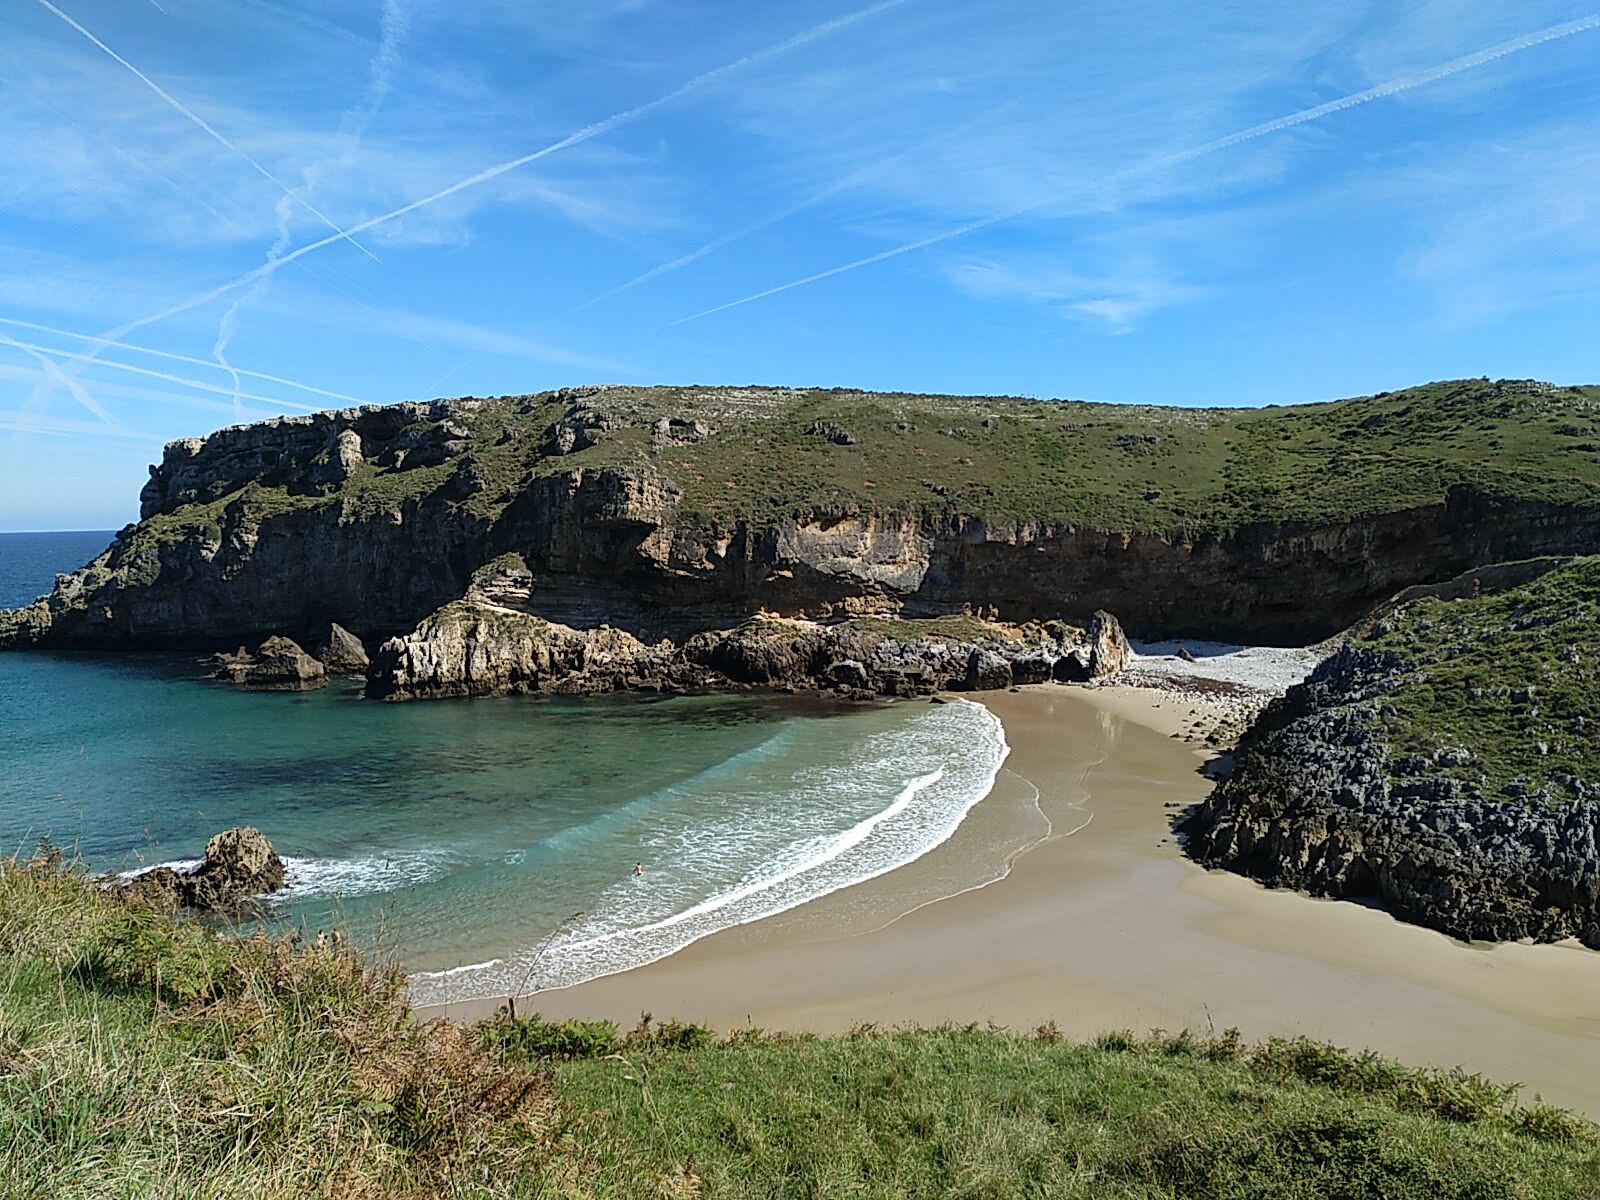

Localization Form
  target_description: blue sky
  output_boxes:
[1,1,1598,530]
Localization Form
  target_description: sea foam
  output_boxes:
[408,697,1008,1003]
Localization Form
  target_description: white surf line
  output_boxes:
[669,12,1600,326]
[72,0,914,356]
[0,330,123,429]
[559,766,947,956]
[7,336,321,411]
[411,958,505,981]
[571,97,1019,315]
[33,0,379,263]
[0,316,361,403]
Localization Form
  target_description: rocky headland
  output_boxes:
[1183,556,1600,948]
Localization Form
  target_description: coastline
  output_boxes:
[419,680,1600,1117]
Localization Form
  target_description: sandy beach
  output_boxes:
[422,682,1600,1117]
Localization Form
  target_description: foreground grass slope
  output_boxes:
[3,856,1596,1199]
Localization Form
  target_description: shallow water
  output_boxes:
[0,532,1007,1003]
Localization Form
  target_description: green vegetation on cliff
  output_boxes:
[440,377,1600,530]
[131,377,1600,552]
[1362,555,1600,798]
[4,854,1595,1199]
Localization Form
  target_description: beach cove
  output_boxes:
[424,683,1600,1118]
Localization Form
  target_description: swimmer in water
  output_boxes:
[632,862,644,877]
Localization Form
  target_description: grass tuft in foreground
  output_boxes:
[4,852,1597,1198]
[0,850,549,1200]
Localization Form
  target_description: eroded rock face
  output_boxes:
[215,636,327,690]
[367,602,1101,701]
[123,826,286,912]
[1182,645,1600,949]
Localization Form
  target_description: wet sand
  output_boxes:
[423,684,1600,1116]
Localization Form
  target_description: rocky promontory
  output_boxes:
[1183,556,1600,948]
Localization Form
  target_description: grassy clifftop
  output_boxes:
[138,376,1600,544]
[3,855,1594,1199]
[547,376,1600,530]
[1362,555,1600,798]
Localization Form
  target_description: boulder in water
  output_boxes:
[123,826,287,912]
[214,636,327,690]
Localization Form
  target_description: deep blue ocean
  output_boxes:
[0,531,1007,1002]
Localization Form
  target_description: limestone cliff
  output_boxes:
[3,380,1598,661]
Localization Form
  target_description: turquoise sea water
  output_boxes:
[0,532,1008,1003]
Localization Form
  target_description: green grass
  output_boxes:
[5,855,1596,1198]
[133,378,1600,548]
[463,378,1600,532]
[544,1023,1597,1199]
[1360,555,1600,797]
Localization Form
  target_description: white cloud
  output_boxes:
[947,256,1208,333]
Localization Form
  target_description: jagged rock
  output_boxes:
[315,623,369,675]
[215,636,327,690]
[187,827,287,909]
[806,420,856,446]
[964,648,1013,690]
[543,404,614,455]
[123,827,286,912]
[1052,612,1128,682]
[1085,610,1130,677]
[309,428,364,492]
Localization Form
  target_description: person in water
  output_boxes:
[632,862,644,877]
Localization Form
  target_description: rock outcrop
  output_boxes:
[124,827,287,912]
[1052,610,1130,681]
[315,623,370,674]
[1184,633,1600,949]
[366,603,1098,701]
[214,636,327,690]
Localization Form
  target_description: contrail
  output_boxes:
[78,0,912,352]
[0,316,363,403]
[0,331,123,428]
[573,99,1019,315]
[0,415,157,441]
[33,0,379,262]
[5,336,323,411]
[213,192,297,422]
[213,0,409,421]
[669,11,1600,326]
